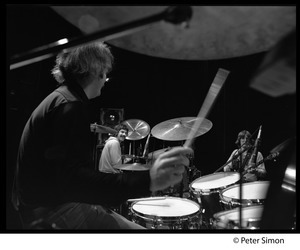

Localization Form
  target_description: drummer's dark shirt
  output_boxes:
[13,83,151,209]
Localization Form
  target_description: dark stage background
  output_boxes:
[6,5,296,229]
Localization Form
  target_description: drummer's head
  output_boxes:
[113,124,129,142]
[235,130,253,148]
[51,42,114,99]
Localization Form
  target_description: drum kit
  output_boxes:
[90,117,293,230]
[54,6,286,230]
[118,117,258,230]
[91,117,288,230]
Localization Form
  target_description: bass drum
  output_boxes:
[130,197,201,229]
[212,205,264,229]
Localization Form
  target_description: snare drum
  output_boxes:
[189,172,240,219]
[220,181,270,210]
[212,205,264,229]
[130,197,201,229]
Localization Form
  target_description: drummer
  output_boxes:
[98,123,130,173]
[223,130,267,182]
[12,41,193,230]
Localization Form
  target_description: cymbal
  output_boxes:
[250,29,296,97]
[90,123,117,134]
[122,119,150,140]
[151,117,212,141]
[115,163,151,171]
[270,137,296,154]
[52,6,296,60]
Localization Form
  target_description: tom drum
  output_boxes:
[219,181,270,210]
[130,196,201,229]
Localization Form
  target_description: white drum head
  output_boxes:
[191,172,240,191]
[132,197,200,217]
[221,181,270,200]
[214,205,264,221]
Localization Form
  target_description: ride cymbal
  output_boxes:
[52,6,296,60]
[123,119,150,140]
[151,117,212,141]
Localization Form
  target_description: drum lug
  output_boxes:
[151,217,159,229]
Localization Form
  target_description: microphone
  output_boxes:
[252,125,262,153]
[256,125,262,146]
[257,125,262,141]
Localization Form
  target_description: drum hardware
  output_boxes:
[241,151,279,177]
[142,133,151,158]
[213,144,253,173]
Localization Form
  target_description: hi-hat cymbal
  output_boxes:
[90,123,117,134]
[123,119,150,140]
[52,6,295,60]
[115,163,151,171]
[151,117,212,141]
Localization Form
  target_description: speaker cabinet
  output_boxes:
[98,108,124,146]
[100,108,124,127]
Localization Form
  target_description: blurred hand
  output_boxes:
[149,146,193,192]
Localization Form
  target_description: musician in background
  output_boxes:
[98,123,129,173]
[224,130,267,182]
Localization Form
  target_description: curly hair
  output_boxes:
[112,124,129,137]
[51,42,114,85]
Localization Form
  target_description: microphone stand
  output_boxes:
[213,144,252,173]
[238,126,261,229]
[238,151,248,230]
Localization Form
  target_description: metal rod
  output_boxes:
[10,6,192,70]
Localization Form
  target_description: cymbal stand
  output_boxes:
[90,125,99,171]
[237,145,254,229]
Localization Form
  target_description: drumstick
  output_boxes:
[184,68,230,148]
[127,196,167,202]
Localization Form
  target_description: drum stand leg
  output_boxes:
[179,178,184,198]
